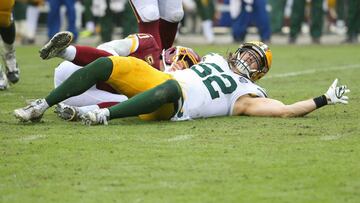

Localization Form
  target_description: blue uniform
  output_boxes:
[47,0,78,40]
[232,0,271,42]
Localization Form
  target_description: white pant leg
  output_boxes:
[26,5,40,39]
[158,0,184,22]
[130,0,160,22]
[54,61,128,107]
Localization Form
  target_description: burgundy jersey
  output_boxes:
[129,33,162,70]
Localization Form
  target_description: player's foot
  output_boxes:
[39,31,73,60]
[3,50,20,84]
[14,99,48,122]
[0,67,9,90]
[81,109,109,126]
[55,103,80,121]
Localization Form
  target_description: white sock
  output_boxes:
[3,43,17,72]
[78,105,100,116]
[86,21,95,32]
[202,20,214,43]
[39,99,50,111]
[26,5,40,39]
[3,43,15,53]
[60,45,77,61]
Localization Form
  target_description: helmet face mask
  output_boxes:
[162,46,201,72]
[232,48,263,79]
[229,41,272,81]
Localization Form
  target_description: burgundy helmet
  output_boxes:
[162,46,201,70]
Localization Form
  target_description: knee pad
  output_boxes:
[162,10,184,23]
[138,5,160,22]
[0,0,14,27]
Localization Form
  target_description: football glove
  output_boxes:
[325,78,350,105]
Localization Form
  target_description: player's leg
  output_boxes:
[25,3,40,44]
[14,57,113,122]
[194,0,215,44]
[108,79,181,119]
[53,61,126,121]
[253,0,271,42]
[54,61,127,106]
[129,0,162,48]
[231,4,251,42]
[0,0,19,84]
[309,0,323,43]
[81,79,182,125]
[40,31,113,66]
[158,0,184,49]
[47,0,62,39]
[63,0,78,41]
[289,0,305,43]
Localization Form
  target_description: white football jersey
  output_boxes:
[170,53,267,121]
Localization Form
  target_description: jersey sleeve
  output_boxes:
[132,33,160,53]
[229,78,268,115]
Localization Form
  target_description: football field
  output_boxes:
[1,44,360,202]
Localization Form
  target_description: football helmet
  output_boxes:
[229,41,272,81]
[162,46,201,71]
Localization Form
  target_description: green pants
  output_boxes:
[13,1,27,21]
[347,0,360,38]
[195,0,215,20]
[268,0,287,33]
[290,0,323,39]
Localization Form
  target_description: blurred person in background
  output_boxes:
[79,0,95,38]
[91,0,125,42]
[289,0,324,44]
[47,0,78,41]
[22,0,44,44]
[194,0,215,44]
[0,0,20,90]
[13,0,27,42]
[335,0,346,35]
[129,0,184,50]
[268,0,287,34]
[229,0,271,43]
[344,0,360,43]
[91,0,137,43]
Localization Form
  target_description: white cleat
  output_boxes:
[14,99,48,122]
[39,31,73,60]
[54,103,80,121]
[81,109,109,126]
[0,66,9,90]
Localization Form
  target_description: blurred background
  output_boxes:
[11,0,360,46]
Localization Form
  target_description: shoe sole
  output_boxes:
[55,104,78,121]
[39,31,74,60]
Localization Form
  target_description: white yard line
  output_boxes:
[265,64,360,79]
[320,134,345,141]
[20,134,47,141]
[167,134,194,142]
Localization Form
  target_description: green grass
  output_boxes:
[1,44,360,202]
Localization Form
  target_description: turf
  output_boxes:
[1,44,360,202]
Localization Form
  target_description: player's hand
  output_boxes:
[325,78,350,105]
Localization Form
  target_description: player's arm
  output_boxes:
[233,79,350,117]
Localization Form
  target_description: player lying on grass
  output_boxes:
[38,31,200,120]
[14,41,350,125]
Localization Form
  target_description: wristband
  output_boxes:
[313,95,328,108]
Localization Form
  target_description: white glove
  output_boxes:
[325,78,350,105]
